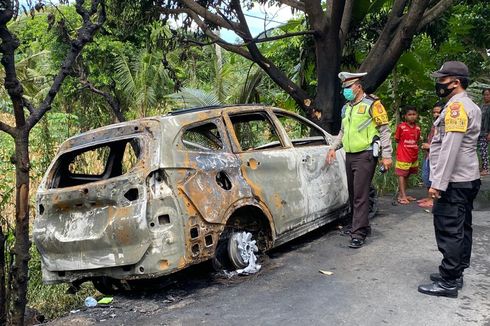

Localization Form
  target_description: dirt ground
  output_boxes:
[45,177,490,326]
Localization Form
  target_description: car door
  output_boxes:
[273,110,349,223]
[223,109,308,235]
[176,118,252,225]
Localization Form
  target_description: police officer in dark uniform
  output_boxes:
[327,72,393,248]
[418,61,481,298]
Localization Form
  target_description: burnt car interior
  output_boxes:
[49,138,141,189]
[229,112,283,151]
[182,122,223,151]
[275,112,328,147]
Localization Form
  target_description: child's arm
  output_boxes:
[394,124,401,143]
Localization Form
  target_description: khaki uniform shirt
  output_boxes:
[429,91,481,191]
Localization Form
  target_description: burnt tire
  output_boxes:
[213,230,260,271]
[227,231,259,270]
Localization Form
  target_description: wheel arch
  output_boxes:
[222,199,276,251]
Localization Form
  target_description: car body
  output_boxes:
[33,105,349,290]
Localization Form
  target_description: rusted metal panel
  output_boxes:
[33,105,350,286]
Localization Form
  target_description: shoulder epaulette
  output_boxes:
[341,104,348,118]
[361,96,375,107]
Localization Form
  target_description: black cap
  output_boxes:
[431,61,469,78]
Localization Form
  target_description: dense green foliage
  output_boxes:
[0,0,488,320]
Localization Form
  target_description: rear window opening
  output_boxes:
[49,138,142,189]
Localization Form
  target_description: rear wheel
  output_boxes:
[228,231,258,269]
[212,230,260,271]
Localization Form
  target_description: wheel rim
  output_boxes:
[228,231,258,269]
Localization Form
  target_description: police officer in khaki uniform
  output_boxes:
[327,72,393,248]
[418,61,481,298]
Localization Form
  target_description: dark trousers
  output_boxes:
[346,151,377,239]
[433,180,481,282]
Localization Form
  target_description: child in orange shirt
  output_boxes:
[395,106,421,204]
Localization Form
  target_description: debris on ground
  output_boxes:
[319,270,334,276]
[84,296,97,308]
[98,297,113,305]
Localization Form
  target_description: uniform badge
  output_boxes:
[371,101,389,125]
[450,102,461,117]
[445,102,467,133]
[357,105,366,114]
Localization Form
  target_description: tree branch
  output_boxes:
[339,0,353,49]
[359,0,408,74]
[304,0,327,32]
[80,80,125,122]
[0,10,25,130]
[178,0,241,31]
[0,121,15,137]
[26,0,106,130]
[277,0,305,12]
[22,98,34,114]
[361,0,430,92]
[185,9,253,60]
[417,0,456,32]
[251,30,315,44]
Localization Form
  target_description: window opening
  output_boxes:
[50,138,142,189]
[182,122,223,151]
[230,113,282,151]
[276,113,327,147]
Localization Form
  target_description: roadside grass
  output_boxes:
[28,246,97,320]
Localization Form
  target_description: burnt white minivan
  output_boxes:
[33,105,349,293]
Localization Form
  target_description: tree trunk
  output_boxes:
[9,132,30,326]
[314,33,342,134]
[0,225,6,325]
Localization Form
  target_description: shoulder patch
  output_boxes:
[445,102,468,132]
[341,104,348,119]
[371,101,389,125]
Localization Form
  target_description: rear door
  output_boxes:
[34,130,154,272]
[273,111,349,221]
[224,109,308,235]
[176,118,252,225]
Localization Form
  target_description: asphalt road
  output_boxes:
[49,178,490,326]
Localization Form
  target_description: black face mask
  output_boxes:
[435,81,455,98]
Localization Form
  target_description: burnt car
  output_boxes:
[33,105,349,292]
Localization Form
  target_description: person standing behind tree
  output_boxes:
[418,61,481,298]
[327,71,393,249]
[478,88,490,176]
[418,103,443,208]
[394,106,421,204]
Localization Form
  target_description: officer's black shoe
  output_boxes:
[418,281,458,298]
[430,273,463,289]
[348,238,364,249]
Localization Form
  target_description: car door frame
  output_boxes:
[270,109,349,225]
[222,107,310,236]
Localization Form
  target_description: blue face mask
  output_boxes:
[343,87,355,101]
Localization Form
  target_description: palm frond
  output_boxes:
[166,87,221,109]
[114,50,137,98]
